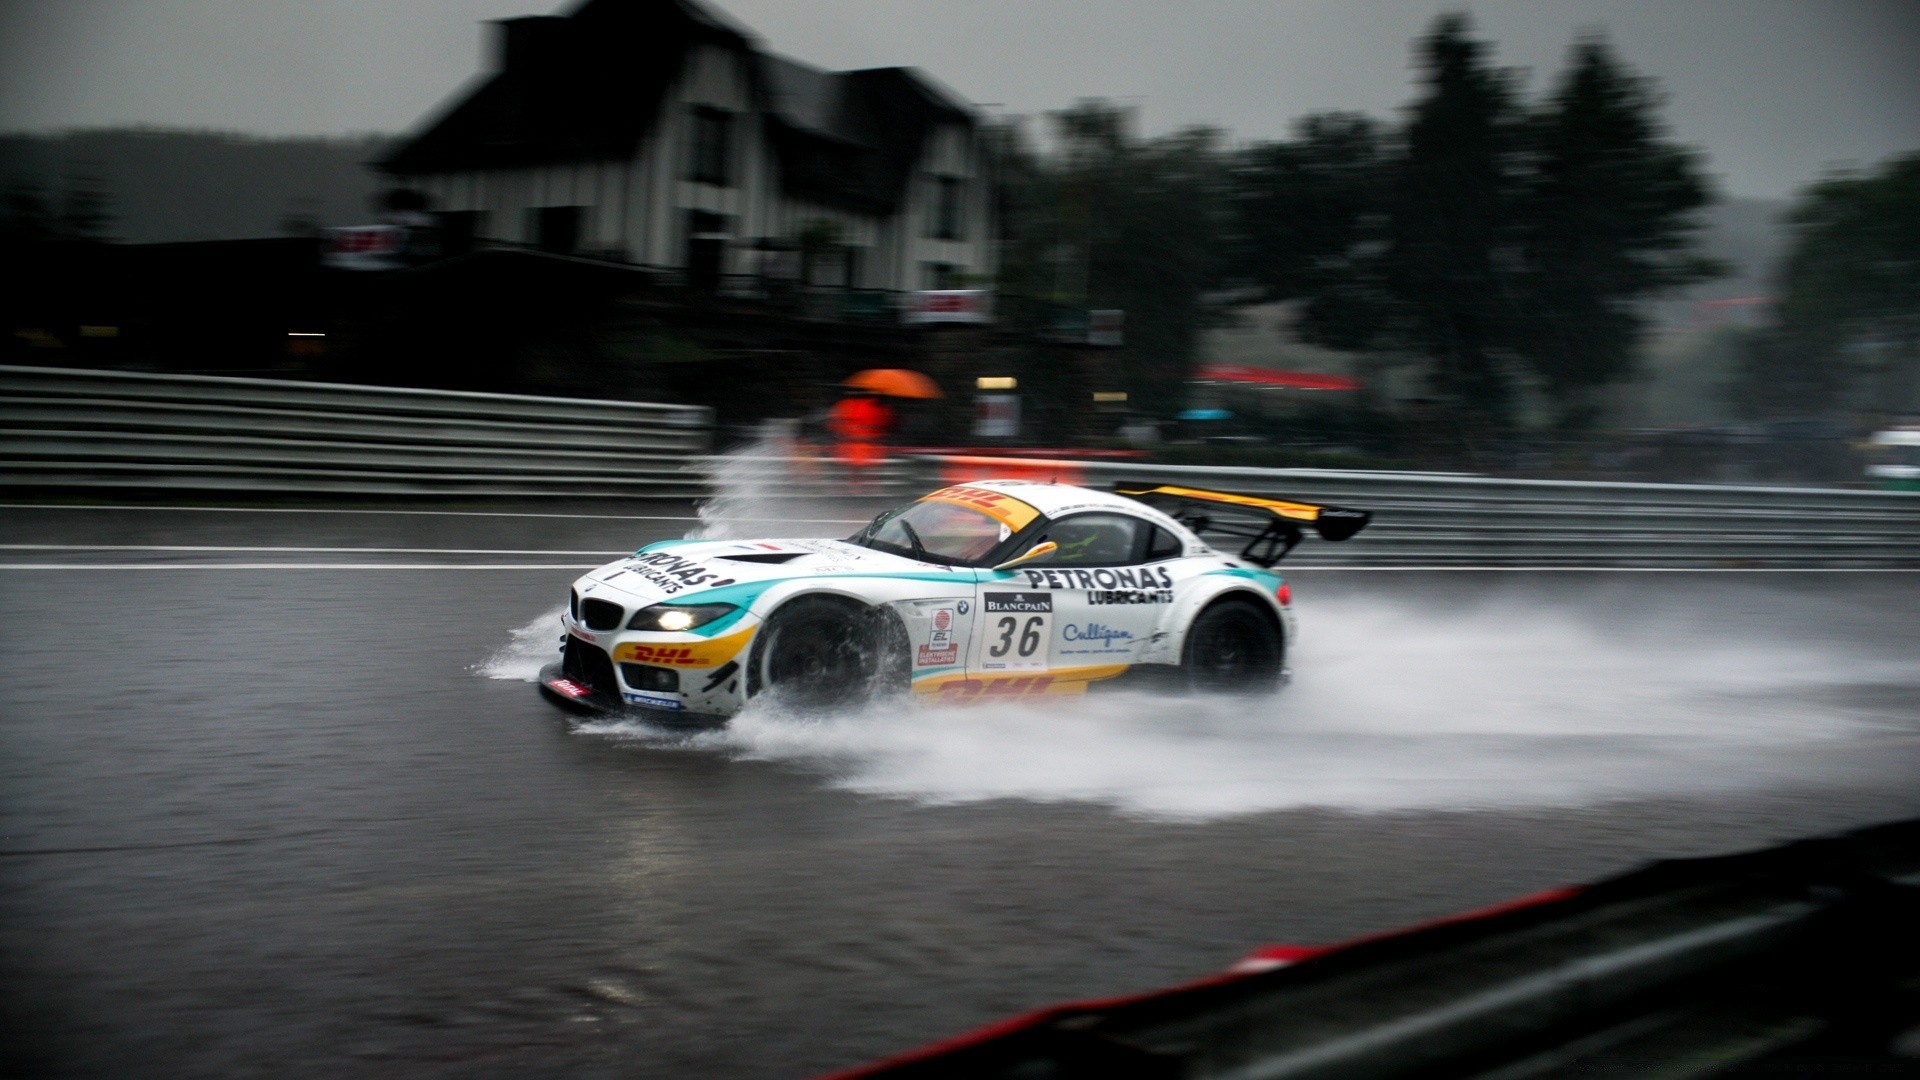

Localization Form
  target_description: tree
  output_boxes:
[1739,153,1920,419]
[988,100,1234,413]
[1383,13,1525,425]
[1514,35,1718,427]
[1227,112,1388,352]
[1240,16,1525,426]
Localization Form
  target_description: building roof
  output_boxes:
[381,0,753,174]
[382,0,975,216]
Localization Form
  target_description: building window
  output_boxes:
[928,176,964,240]
[528,206,583,254]
[688,107,732,186]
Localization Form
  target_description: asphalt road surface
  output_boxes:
[4,501,1919,1078]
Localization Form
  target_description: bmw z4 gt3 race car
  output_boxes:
[539,480,1369,721]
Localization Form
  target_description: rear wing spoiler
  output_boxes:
[1114,483,1370,567]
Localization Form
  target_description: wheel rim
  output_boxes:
[1191,607,1278,688]
[763,610,870,706]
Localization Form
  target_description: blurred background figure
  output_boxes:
[831,368,941,485]
[829,390,895,474]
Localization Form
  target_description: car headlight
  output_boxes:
[627,603,737,632]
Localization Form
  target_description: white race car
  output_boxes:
[539,480,1369,720]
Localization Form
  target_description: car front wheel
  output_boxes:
[1182,598,1284,693]
[748,597,905,711]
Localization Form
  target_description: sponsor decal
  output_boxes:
[613,625,755,669]
[917,644,959,667]
[1087,589,1173,606]
[568,625,599,643]
[547,678,592,699]
[984,592,1053,613]
[913,665,1130,700]
[621,552,739,596]
[920,485,1041,530]
[1062,622,1133,647]
[932,608,953,631]
[929,629,952,646]
[956,600,970,615]
[623,690,684,711]
[939,675,1057,700]
[978,598,1050,672]
[1024,566,1175,590]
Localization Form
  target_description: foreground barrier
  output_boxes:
[0,364,712,498]
[830,816,1920,1079]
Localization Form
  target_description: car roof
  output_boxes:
[944,479,1164,520]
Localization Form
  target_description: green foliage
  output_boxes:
[1384,14,1526,424]
[990,101,1235,414]
[1515,36,1719,426]
[1227,113,1387,352]
[1219,16,1717,431]
[1735,153,1920,419]
[1778,153,1920,342]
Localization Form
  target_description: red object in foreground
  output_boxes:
[820,887,1580,1079]
[546,678,591,700]
[1195,364,1361,391]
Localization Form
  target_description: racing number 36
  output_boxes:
[988,615,1045,659]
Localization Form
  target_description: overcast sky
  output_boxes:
[1,0,1915,200]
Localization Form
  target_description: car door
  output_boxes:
[972,511,1174,684]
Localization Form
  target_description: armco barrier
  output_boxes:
[916,454,1920,567]
[1,364,713,498]
[6,366,1917,566]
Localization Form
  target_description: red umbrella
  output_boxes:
[843,368,943,399]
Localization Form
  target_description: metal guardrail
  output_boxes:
[915,455,1920,567]
[1,364,713,498]
[5,366,1916,566]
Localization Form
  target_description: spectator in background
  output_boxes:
[828,392,895,479]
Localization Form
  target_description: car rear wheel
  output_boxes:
[748,597,906,711]
[1182,598,1284,693]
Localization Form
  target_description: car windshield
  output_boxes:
[852,499,1019,566]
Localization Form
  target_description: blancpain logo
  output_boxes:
[984,592,1053,613]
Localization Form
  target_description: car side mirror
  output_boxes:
[992,541,1058,572]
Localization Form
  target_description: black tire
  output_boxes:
[747,597,907,710]
[1181,598,1285,694]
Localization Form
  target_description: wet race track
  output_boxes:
[4,498,1920,1078]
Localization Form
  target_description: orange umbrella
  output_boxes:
[843,368,943,399]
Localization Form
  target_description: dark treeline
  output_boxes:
[995,14,1725,434]
[0,128,388,244]
[1731,152,1920,425]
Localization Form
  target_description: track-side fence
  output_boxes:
[5,365,1917,565]
[1,364,712,498]
[917,454,1920,567]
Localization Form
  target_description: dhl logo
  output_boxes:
[617,645,705,666]
[612,625,755,669]
[938,676,1073,701]
[921,485,1040,529]
[915,664,1129,702]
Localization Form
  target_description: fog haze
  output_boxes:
[2,0,1916,199]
